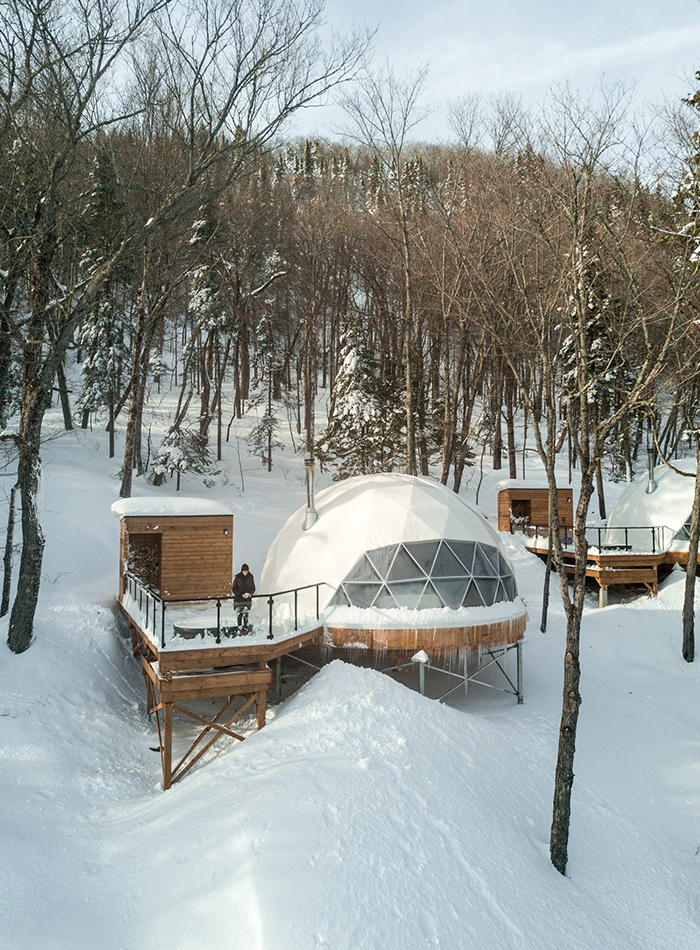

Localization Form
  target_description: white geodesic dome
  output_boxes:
[606,458,697,553]
[261,473,519,612]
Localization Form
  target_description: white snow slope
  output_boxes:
[1,424,700,949]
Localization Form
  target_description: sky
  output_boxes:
[292,0,700,139]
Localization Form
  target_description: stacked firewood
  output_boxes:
[127,537,160,590]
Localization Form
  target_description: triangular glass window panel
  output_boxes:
[417,581,444,609]
[344,582,381,608]
[373,584,399,608]
[432,541,467,578]
[345,554,382,583]
[503,575,517,600]
[432,578,468,609]
[387,546,424,581]
[472,544,497,578]
[403,540,439,575]
[494,579,508,603]
[462,581,485,607]
[366,544,398,580]
[482,544,501,572]
[446,541,475,574]
[474,577,499,606]
[675,518,692,543]
[328,585,351,607]
[387,580,426,609]
[497,552,512,577]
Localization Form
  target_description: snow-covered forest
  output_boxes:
[2,1,700,946]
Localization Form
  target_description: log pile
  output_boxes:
[127,535,161,591]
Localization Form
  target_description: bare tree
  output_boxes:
[0,0,369,652]
[340,62,430,475]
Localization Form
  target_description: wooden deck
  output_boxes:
[525,543,670,602]
[122,600,323,789]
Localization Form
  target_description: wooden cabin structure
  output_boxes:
[112,497,324,789]
[115,497,234,601]
[496,481,574,533]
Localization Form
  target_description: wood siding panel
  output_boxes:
[119,514,233,601]
[326,613,526,656]
[497,488,573,530]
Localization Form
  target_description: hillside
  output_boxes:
[1,410,699,950]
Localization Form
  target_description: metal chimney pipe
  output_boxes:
[645,445,657,494]
[303,457,318,530]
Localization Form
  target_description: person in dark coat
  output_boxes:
[233,563,255,629]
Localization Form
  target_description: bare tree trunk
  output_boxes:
[55,356,73,430]
[1,482,18,618]
[682,436,700,663]
[505,370,517,479]
[7,386,51,653]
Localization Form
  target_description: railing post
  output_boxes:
[624,527,629,550]
[216,599,221,644]
[316,584,320,619]
[294,589,298,631]
[267,596,274,640]
[161,601,166,650]
[652,528,656,554]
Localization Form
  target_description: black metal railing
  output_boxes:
[521,523,672,554]
[122,572,329,650]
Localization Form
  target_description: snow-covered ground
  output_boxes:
[1,398,699,949]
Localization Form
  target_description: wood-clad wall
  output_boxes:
[120,515,233,601]
[497,488,573,532]
[326,614,526,655]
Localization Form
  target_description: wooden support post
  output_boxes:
[599,586,608,609]
[275,656,282,704]
[256,688,267,730]
[163,703,173,790]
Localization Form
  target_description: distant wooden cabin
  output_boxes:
[111,497,234,601]
[496,481,574,533]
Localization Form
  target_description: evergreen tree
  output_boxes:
[247,311,284,471]
[152,428,212,492]
[317,308,402,477]
[76,149,131,446]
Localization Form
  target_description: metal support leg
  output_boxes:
[464,652,469,697]
[418,662,426,696]
[516,640,524,704]
[275,656,282,704]
[599,586,608,608]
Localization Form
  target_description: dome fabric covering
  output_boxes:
[606,458,697,552]
[261,473,519,612]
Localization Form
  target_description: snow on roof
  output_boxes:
[111,496,234,519]
[494,479,566,492]
[607,458,696,550]
[261,473,516,610]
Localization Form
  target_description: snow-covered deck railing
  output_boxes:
[122,572,330,650]
[524,524,673,555]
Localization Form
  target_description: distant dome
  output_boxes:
[261,473,518,612]
[607,458,697,552]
